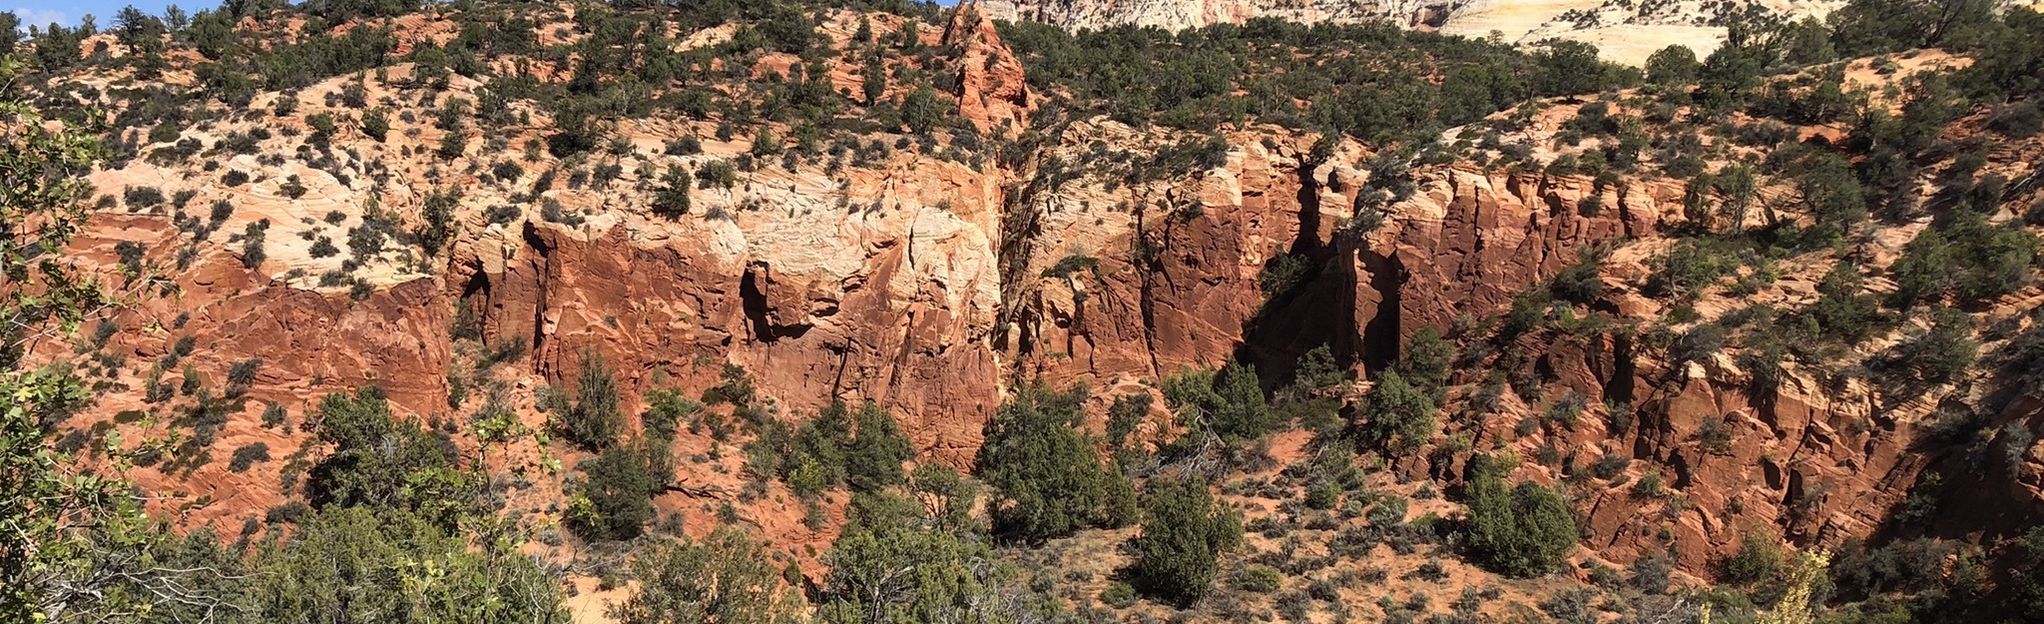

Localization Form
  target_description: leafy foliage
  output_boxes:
[1888,211,2038,309]
[1395,328,1454,399]
[1130,477,1243,605]
[1161,362,1274,442]
[556,351,624,450]
[998,17,1628,144]
[750,399,911,498]
[1353,371,1437,454]
[304,387,476,521]
[1465,456,1578,577]
[818,492,1063,624]
[571,444,661,541]
[245,506,566,623]
[1105,392,1151,450]
[611,527,802,624]
[975,383,1110,541]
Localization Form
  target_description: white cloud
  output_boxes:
[10,7,71,28]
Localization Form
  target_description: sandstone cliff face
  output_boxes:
[945,2,1035,134]
[991,114,2043,571]
[71,102,2040,571]
[44,3,2044,582]
[451,148,1008,464]
[1000,126,1342,389]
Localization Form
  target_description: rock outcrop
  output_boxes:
[944,3,1034,134]
[40,3,2044,583]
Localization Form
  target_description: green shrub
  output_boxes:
[264,501,312,524]
[1040,253,1098,279]
[610,528,801,623]
[1549,254,1606,306]
[697,160,736,189]
[239,222,267,269]
[307,112,337,139]
[304,387,474,520]
[1888,211,2038,309]
[1233,565,1283,593]
[416,190,458,256]
[1699,416,1733,454]
[149,120,182,143]
[570,445,658,541]
[124,186,165,210]
[261,403,288,428]
[1105,393,1150,450]
[1160,362,1272,442]
[1629,552,1674,594]
[229,442,271,473]
[1644,45,1699,85]
[1100,581,1137,608]
[700,364,755,406]
[1804,261,1882,342]
[180,364,202,396]
[976,383,1110,541]
[557,351,623,451]
[653,165,692,216]
[279,175,307,199]
[1630,472,1666,498]
[1304,477,1341,510]
[246,506,565,621]
[1644,238,1739,299]
[1396,328,1454,398]
[819,493,1057,622]
[1888,307,1978,383]
[360,108,389,141]
[2012,527,2044,616]
[844,401,911,492]
[1355,371,1436,453]
[438,128,468,159]
[1258,253,1313,301]
[1722,531,1783,584]
[1465,456,1578,577]
[1131,477,1242,605]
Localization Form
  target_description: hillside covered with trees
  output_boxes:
[6,0,2044,623]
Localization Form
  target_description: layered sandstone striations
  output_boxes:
[39,1,2044,590]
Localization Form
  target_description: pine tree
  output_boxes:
[861,54,886,106]
[573,445,658,541]
[976,383,1108,541]
[559,350,624,450]
[612,528,801,624]
[1396,327,1455,398]
[654,165,693,215]
[845,401,911,492]
[1131,478,1242,605]
[1355,370,1437,454]
[1211,362,1273,440]
[1465,457,1578,577]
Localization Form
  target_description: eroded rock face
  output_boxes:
[46,4,2041,580]
[1368,167,1666,344]
[1002,127,1336,391]
[944,3,1034,135]
[457,188,1008,465]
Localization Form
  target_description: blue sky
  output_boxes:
[9,0,964,29]
[10,0,183,29]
